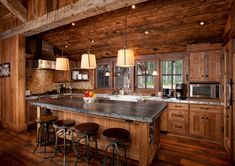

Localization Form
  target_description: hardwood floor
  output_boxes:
[0,128,232,166]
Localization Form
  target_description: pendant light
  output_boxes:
[81,52,96,69]
[81,25,96,69]
[117,15,134,67]
[55,47,70,70]
[152,70,158,75]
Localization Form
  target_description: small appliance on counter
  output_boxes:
[176,83,187,99]
[161,88,174,98]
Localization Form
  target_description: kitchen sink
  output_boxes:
[108,95,142,102]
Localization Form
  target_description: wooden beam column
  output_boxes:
[0,0,148,40]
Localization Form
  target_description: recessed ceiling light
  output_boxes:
[145,31,150,34]
[91,40,95,43]
[65,45,68,48]
[72,22,75,26]
[200,21,205,26]
[131,5,136,9]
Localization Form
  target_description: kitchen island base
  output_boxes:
[36,107,161,166]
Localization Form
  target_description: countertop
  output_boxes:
[25,93,224,106]
[29,97,167,123]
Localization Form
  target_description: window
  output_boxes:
[114,66,131,89]
[161,60,183,89]
[136,61,156,89]
[97,64,111,88]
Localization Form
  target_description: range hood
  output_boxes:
[26,38,56,69]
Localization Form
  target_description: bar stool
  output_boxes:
[102,128,130,166]
[50,120,75,166]
[33,115,57,158]
[74,122,99,165]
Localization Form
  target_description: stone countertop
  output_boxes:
[145,96,224,106]
[29,97,167,123]
[26,93,224,106]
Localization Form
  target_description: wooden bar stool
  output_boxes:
[33,115,57,158]
[74,122,99,165]
[102,128,130,166]
[50,120,75,166]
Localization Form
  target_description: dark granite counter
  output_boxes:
[30,97,167,123]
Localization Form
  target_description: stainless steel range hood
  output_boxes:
[26,38,56,69]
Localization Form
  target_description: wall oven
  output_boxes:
[190,83,221,99]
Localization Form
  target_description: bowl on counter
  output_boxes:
[83,97,96,103]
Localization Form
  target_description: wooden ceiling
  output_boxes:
[34,0,233,60]
[0,3,9,17]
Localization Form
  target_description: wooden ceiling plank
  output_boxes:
[0,0,27,23]
[0,0,148,40]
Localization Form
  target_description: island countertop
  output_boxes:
[30,97,167,123]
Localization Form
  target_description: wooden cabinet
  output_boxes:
[168,103,189,134]
[160,108,168,132]
[26,101,37,126]
[189,104,222,141]
[189,50,221,82]
[52,70,71,83]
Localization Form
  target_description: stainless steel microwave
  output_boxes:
[190,84,221,98]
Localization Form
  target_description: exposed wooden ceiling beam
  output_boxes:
[0,0,148,40]
[0,0,27,23]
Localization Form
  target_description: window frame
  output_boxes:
[161,59,183,90]
[135,59,158,90]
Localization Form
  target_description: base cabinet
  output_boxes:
[189,104,222,141]
[168,103,189,134]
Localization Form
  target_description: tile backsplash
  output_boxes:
[26,60,94,94]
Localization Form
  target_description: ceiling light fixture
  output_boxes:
[72,22,75,26]
[145,31,149,34]
[116,15,134,67]
[200,21,205,26]
[131,5,136,9]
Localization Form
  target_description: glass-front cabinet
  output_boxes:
[96,64,112,88]
[114,66,132,89]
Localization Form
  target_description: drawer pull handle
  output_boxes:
[173,114,183,118]
[174,125,183,129]
[200,107,209,110]
[201,117,205,119]
[175,106,182,108]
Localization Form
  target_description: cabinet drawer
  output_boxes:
[168,110,188,122]
[168,121,187,134]
[168,103,188,110]
[190,104,222,113]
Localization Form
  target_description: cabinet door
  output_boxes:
[189,52,206,82]
[168,109,188,134]
[189,111,204,136]
[52,70,71,83]
[207,50,221,82]
[204,112,221,140]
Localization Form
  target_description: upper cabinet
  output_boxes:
[188,43,221,82]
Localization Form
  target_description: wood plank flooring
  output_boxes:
[0,128,232,166]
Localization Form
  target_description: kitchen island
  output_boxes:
[30,97,167,166]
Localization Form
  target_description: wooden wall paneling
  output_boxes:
[0,35,26,132]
